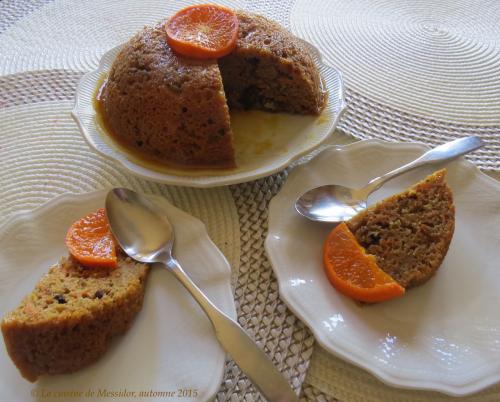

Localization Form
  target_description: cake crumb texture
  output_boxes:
[219,11,326,115]
[347,169,455,288]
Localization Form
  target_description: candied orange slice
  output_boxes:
[323,223,405,303]
[165,4,239,59]
[65,208,118,269]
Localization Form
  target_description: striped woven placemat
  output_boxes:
[290,0,500,172]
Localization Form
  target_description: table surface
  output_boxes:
[1,1,499,401]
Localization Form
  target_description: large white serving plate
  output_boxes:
[72,41,345,187]
[266,139,500,396]
[0,191,236,402]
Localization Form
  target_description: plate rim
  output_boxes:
[265,138,500,396]
[71,40,346,188]
[0,189,235,402]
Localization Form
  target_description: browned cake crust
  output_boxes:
[1,257,149,382]
[219,11,326,114]
[100,11,326,168]
[101,24,235,168]
[347,169,455,289]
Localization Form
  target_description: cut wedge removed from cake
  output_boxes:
[347,169,455,290]
[1,256,149,382]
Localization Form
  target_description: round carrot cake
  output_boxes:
[99,10,326,168]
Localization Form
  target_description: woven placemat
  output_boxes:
[290,0,500,171]
[214,175,315,400]
[305,347,500,402]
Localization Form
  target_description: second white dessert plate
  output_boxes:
[266,139,500,396]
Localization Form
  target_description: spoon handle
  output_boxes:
[360,136,484,197]
[164,258,299,402]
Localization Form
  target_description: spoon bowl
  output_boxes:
[105,188,174,264]
[295,184,367,222]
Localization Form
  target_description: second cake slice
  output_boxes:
[347,169,455,289]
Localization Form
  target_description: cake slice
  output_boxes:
[1,256,149,382]
[347,169,455,289]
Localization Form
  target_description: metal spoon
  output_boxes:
[295,136,484,223]
[105,188,299,402]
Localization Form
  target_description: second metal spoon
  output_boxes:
[105,188,299,402]
[295,136,484,223]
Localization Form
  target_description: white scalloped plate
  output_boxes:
[0,191,235,402]
[72,40,345,187]
[265,139,500,396]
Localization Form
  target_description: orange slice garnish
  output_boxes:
[165,4,239,59]
[323,222,405,303]
[65,208,118,269]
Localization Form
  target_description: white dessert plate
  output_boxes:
[72,41,345,187]
[0,191,236,402]
[265,139,500,396]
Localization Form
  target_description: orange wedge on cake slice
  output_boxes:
[65,208,118,269]
[323,222,405,303]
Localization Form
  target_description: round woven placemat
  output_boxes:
[291,0,500,171]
